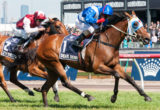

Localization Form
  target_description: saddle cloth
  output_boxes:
[59,34,93,61]
[1,36,23,59]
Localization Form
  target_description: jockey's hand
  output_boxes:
[94,28,101,33]
[95,24,105,33]
[38,27,45,31]
[96,18,105,24]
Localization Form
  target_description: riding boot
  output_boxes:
[72,30,91,48]
[72,33,86,48]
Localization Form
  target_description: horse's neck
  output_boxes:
[102,20,128,49]
[29,34,48,49]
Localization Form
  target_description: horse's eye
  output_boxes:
[133,21,139,28]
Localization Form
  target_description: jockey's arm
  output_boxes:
[23,17,39,34]
[84,9,97,24]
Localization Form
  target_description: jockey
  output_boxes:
[13,11,46,50]
[72,5,113,48]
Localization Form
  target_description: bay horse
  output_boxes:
[0,18,68,102]
[36,11,151,107]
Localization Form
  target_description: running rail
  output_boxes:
[119,54,160,90]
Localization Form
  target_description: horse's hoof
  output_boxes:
[111,95,117,103]
[44,104,49,107]
[11,99,16,102]
[145,96,152,102]
[87,95,95,101]
[33,88,42,92]
[28,91,34,96]
[54,95,60,102]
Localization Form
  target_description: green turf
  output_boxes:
[0,90,159,110]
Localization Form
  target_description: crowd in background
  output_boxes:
[141,21,160,48]
[148,21,160,44]
[65,25,81,35]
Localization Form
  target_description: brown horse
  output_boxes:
[0,18,68,102]
[36,11,151,107]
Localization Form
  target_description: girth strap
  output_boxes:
[92,39,117,48]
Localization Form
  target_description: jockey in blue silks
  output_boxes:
[72,5,113,48]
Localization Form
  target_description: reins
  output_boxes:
[110,24,137,38]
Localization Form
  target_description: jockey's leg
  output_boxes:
[72,26,94,48]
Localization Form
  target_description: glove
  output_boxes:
[96,18,105,24]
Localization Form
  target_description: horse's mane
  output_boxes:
[107,12,127,25]
[35,17,60,40]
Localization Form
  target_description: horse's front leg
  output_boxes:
[9,68,34,96]
[111,76,119,103]
[52,81,59,102]
[93,64,120,103]
[28,63,60,102]
[114,64,152,102]
[41,70,59,107]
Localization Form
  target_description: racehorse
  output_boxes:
[0,18,68,102]
[36,11,151,107]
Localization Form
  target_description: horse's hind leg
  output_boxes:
[9,68,34,96]
[114,64,152,101]
[0,65,15,102]
[54,63,95,101]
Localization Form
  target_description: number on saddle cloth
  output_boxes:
[1,36,25,59]
[59,34,93,61]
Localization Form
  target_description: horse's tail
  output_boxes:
[2,47,37,70]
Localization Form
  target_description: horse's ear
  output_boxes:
[132,11,136,16]
[124,12,132,18]
[48,17,54,23]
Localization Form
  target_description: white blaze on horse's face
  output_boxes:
[127,16,143,35]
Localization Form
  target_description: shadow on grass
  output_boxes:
[15,103,118,109]
[0,99,41,103]
[0,99,119,109]
[49,104,116,109]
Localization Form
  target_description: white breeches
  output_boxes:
[75,18,99,34]
[13,28,38,40]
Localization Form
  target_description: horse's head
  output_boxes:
[125,11,150,45]
[43,18,68,35]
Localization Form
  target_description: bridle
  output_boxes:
[95,16,144,48]
[109,16,144,42]
[110,24,137,38]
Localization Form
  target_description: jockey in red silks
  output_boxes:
[13,11,46,50]
[72,5,113,48]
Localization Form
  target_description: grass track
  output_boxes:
[0,90,160,110]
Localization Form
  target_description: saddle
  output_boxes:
[59,34,94,62]
[1,36,32,59]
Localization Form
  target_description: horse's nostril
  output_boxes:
[145,38,150,41]
[143,38,150,44]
